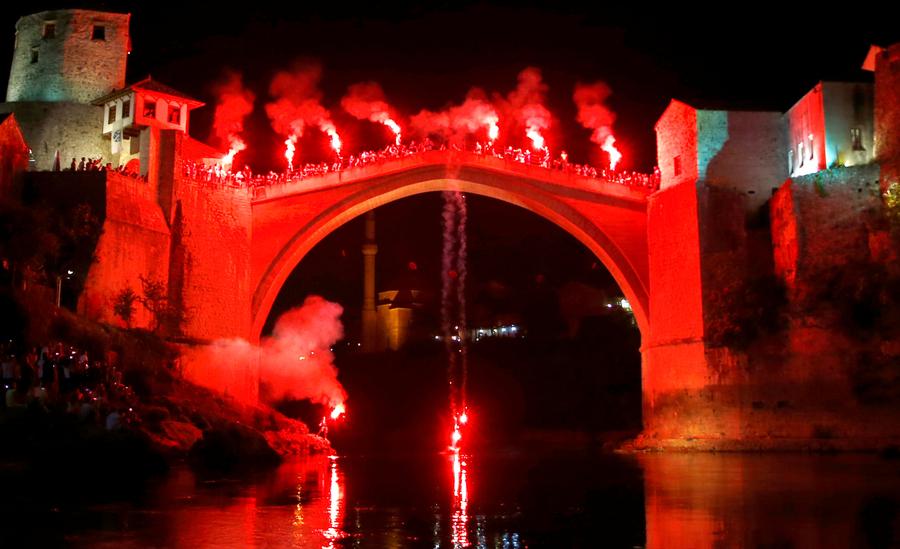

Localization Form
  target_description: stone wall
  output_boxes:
[167,133,253,342]
[771,164,882,301]
[6,10,129,103]
[698,110,787,211]
[78,171,170,329]
[0,101,106,170]
[875,43,900,190]
[655,100,698,190]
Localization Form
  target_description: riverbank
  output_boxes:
[0,294,331,475]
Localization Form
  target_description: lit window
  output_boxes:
[167,104,181,124]
[91,25,105,41]
[143,101,156,119]
[673,155,681,177]
[107,105,116,124]
[808,134,815,160]
[788,149,793,174]
[798,142,804,166]
[850,127,864,151]
[30,47,39,64]
[42,22,56,39]
[122,99,131,118]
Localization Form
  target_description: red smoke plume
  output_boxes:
[264,61,342,164]
[185,296,347,408]
[495,67,552,150]
[573,81,621,169]
[341,82,402,145]
[411,89,500,145]
[211,70,255,166]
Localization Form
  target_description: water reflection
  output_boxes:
[451,452,470,548]
[641,454,900,549]
[12,451,897,547]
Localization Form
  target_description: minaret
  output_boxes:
[361,210,378,351]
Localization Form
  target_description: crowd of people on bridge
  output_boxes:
[180,139,661,196]
[1,339,138,431]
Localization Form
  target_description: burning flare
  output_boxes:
[330,402,346,420]
[341,81,402,146]
[284,135,297,171]
[526,126,545,151]
[601,135,622,171]
[573,81,621,170]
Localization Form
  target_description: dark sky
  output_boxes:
[3,3,897,331]
[3,2,896,171]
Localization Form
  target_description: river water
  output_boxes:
[4,449,899,548]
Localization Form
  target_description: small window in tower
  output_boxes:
[788,149,794,174]
[107,105,116,125]
[91,25,106,41]
[122,99,131,118]
[808,134,815,160]
[798,142,804,166]
[42,22,56,39]
[30,48,39,64]
[143,101,156,119]
[673,155,682,177]
[851,127,864,151]
[167,104,181,124]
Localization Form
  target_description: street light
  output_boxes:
[56,269,74,308]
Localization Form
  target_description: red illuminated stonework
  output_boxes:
[3,8,900,449]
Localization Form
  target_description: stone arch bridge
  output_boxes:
[71,131,880,447]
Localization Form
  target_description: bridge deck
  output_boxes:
[246,150,658,204]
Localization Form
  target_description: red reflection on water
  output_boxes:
[322,458,345,547]
[288,456,346,548]
[451,452,470,547]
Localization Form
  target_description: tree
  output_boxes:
[138,275,187,334]
[113,287,138,327]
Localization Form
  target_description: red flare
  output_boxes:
[382,119,402,145]
[330,402,346,420]
[526,127,545,151]
[284,135,297,171]
[602,135,622,170]
[322,123,342,155]
[222,137,246,167]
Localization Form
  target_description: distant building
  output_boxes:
[376,288,424,351]
[93,77,205,173]
[0,9,130,170]
[655,82,876,211]
[0,9,219,174]
[785,82,874,177]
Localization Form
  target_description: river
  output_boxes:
[3,449,898,547]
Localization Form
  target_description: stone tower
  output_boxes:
[6,9,130,103]
[0,9,130,170]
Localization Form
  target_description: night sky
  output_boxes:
[3,3,897,331]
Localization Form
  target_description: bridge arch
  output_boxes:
[250,161,650,340]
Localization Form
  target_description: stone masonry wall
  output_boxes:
[6,10,129,103]
[0,101,106,170]
[78,171,170,329]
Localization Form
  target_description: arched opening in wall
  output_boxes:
[262,193,642,452]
